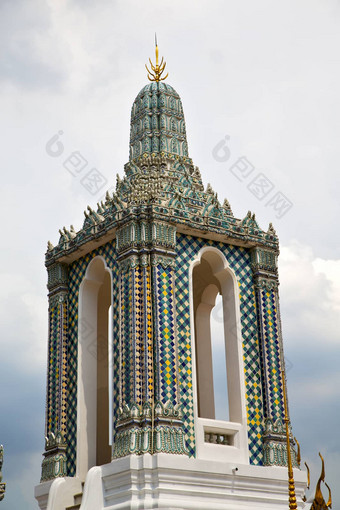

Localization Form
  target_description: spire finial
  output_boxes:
[282,370,298,509]
[145,34,168,82]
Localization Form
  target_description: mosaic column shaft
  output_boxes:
[40,262,69,481]
[113,212,188,457]
[151,259,179,406]
[250,247,298,468]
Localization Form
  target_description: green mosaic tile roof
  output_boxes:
[129,82,189,160]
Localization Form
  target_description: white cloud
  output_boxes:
[279,241,340,346]
[313,258,340,314]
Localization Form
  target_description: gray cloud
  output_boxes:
[0,0,65,89]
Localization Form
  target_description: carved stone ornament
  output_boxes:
[47,263,68,292]
[262,418,299,468]
[46,149,279,264]
[250,246,278,274]
[254,276,279,291]
[40,432,67,482]
[113,401,189,458]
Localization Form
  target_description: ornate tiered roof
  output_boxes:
[46,79,278,265]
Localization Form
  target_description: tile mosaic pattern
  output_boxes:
[63,232,285,474]
[143,267,154,401]
[47,304,58,433]
[119,265,155,407]
[256,288,284,421]
[153,265,178,404]
[67,242,119,476]
[60,301,68,435]
[133,266,144,404]
[129,82,189,160]
[175,234,265,464]
[119,267,134,405]
[46,300,68,436]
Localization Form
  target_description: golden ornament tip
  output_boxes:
[145,35,168,82]
[294,436,301,466]
[282,370,298,509]
[310,453,332,509]
[305,462,310,489]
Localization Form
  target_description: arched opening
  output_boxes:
[190,247,249,463]
[211,294,229,422]
[77,257,112,479]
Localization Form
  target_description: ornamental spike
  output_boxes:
[145,35,168,82]
[282,370,298,509]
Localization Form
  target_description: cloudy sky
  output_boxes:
[0,0,339,508]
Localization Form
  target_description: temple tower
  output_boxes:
[35,45,308,509]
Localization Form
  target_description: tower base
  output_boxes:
[35,453,308,510]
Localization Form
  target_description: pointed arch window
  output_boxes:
[191,248,249,463]
[77,257,113,478]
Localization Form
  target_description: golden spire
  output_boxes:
[282,370,298,509]
[305,461,310,490]
[145,34,168,82]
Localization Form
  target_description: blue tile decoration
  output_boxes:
[175,233,264,464]
[40,75,297,479]
[112,251,189,458]
[41,263,69,482]
[43,230,295,475]
[256,288,284,420]
[154,265,179,405]
[67,241,119,476]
